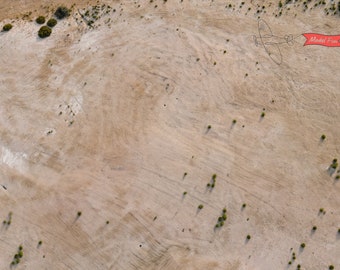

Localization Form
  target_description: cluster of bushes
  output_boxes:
[215,208,227,228]
[330,159,338,170]
[207,174,217,189]
[2,212,12,226]
[37,6,69,39]
[11,245,23,266]
[288,251,296,265]
[2,23,12,31]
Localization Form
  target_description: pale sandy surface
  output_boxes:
[0,0,339,269]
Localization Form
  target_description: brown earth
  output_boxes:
[0,0,339,269]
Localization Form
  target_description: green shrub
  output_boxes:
[2,23,12,31]
[47,18,57,27]
[312,226,317,231]
[261,112,266,118]
[321,134,326,140]
[77,211,82,217]
[38,26,52,38]
[36,16,46,24]
[329,265,334,270]
[246,235,251,240]
[300,243,305,248]
[198,204,203,210]
[55,6,70,19]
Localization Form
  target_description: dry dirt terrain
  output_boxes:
[0,0,339,269]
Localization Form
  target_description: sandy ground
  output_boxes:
[0,0,339,269]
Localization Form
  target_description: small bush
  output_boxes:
[47,18,57,27]
[242,203,247,208]
[2,23,12,31]
[261,112,266,118]
[198,204,203,210]
[246,235,251,240]
[329,265,334,270]
[36,16,46,24]
[38,26,52,38]
[232,119,237,124]
[77,211,82,217]
[55,6,70,19]
[207,125,211,130]
[321,134,326,140]
[312,226,317,231]
[300,243,305,248]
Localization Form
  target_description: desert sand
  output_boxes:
[0,0,339,269]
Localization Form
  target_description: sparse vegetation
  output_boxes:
[207,174,217,190]
[330,159,338,170]
[38,26,52,38]
[312,226,317,231]
[183,191,187,196]
[36,16,46,24]
[47,18,57,27]
[321,134,326,140]
[300,243,305,248]
[77,211,82,217]
[3,212,12,227]
[329,265,334,270]
[38,240,42,246]
[55,6,70,19]
[232,119,237,124]
[215,208,227,228]
[2,23,12,31]
[242,203,246,208]
[207,125,211,130]
[246,234,251,240]
[198,204,204,210]
[261,112,266,118]
[11,245,23,266]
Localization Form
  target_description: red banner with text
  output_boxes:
[303,33,340,47]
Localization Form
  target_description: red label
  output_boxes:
[303,33,340,47]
